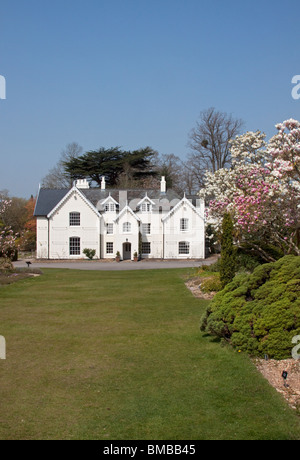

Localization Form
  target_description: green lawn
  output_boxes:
[0,268,300,440]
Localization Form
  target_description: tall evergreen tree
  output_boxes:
[63,146,158,187]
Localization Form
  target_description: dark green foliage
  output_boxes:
[83,248,96,260]
[235,250,261,273]
[205,224,219,255]
[237,242,284,264]
[63,146,157,187]
[219,213,236,288]
[200,255,300,359]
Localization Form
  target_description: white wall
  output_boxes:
[36,191,205,260]
[114,208,139,260]
[47,190,101,259]
[137,209,163,258]
[163,202,205,259]
[36,217,49,259]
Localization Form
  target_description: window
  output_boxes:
[69,212,80,226]
[178,241,190,255]
[180,218,189,231]
[107,223,114,234]
[142,223,151,235]
[106,242,114,254]
[123,222,131,233]
[142,242,151,254]
[69,237,80,255]
[141,202,151,213]
[105,203,115,212]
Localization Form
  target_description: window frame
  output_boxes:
[142,242,151,254]
[141,202,151,213]
[123,222,132,233]
[106,242,114,254]
[107,223,114,234]
[105,203,116,212]
[178,241,190,255]
[69,212,81,227]
[142,223,151,235]
[180,218,189,232]
[69,237,81,256]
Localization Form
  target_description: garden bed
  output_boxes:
[185,277,217,300]
[254,358,300,411]
[0,269,42,286]
[185,268,300,413]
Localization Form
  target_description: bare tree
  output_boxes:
[155,153,185,193]
[154,153,203,195]
[41,142,83,188]
[187,107,244,189]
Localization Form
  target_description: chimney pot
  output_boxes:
[161,176,166,193]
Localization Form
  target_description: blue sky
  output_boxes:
[0,0,300,198]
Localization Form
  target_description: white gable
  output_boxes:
[114,205,141,223]
[47,186,101,219]
[137,194,156,207]
[99,194,119,207]
[162,196,204,222]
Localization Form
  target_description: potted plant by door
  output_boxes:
[116,251,121,262]
[133,251,139,262]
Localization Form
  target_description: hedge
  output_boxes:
[200,255,300,359]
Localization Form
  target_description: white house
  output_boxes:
[34,177,205,260]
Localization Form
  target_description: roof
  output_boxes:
[34,189,69,216]
[34,186,200,217]
[81,188,182,207]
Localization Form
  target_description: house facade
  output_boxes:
[34,177,205,260]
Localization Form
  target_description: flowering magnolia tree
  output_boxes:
[201,120,300,261]
[0,198,19,259]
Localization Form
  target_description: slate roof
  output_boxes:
[34,186,200,217]
[82,188,182,206]
[34,189,69,216]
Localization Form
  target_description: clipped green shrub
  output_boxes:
[83,248,96,260]
[200,255,300,359]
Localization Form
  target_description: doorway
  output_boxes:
[123,243,131,260]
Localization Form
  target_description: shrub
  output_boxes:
[205,258,222,273]
[235,251,261,273]
[200,255,300,359]
[200,274,223,293]
[0,257,14,272]
[83,248,96,260]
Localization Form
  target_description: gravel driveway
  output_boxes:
[13,256,219,271]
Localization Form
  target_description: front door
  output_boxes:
[123,243,131,260]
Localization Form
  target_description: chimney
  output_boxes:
[76,179,89,189]
[101,176,106,190]
[119,190,128,209]
[160,176,166,194]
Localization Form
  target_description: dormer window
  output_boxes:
[141,202,151,213]
[105,203,116,212]
[137,195,155,214]
[101,194,119,213]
